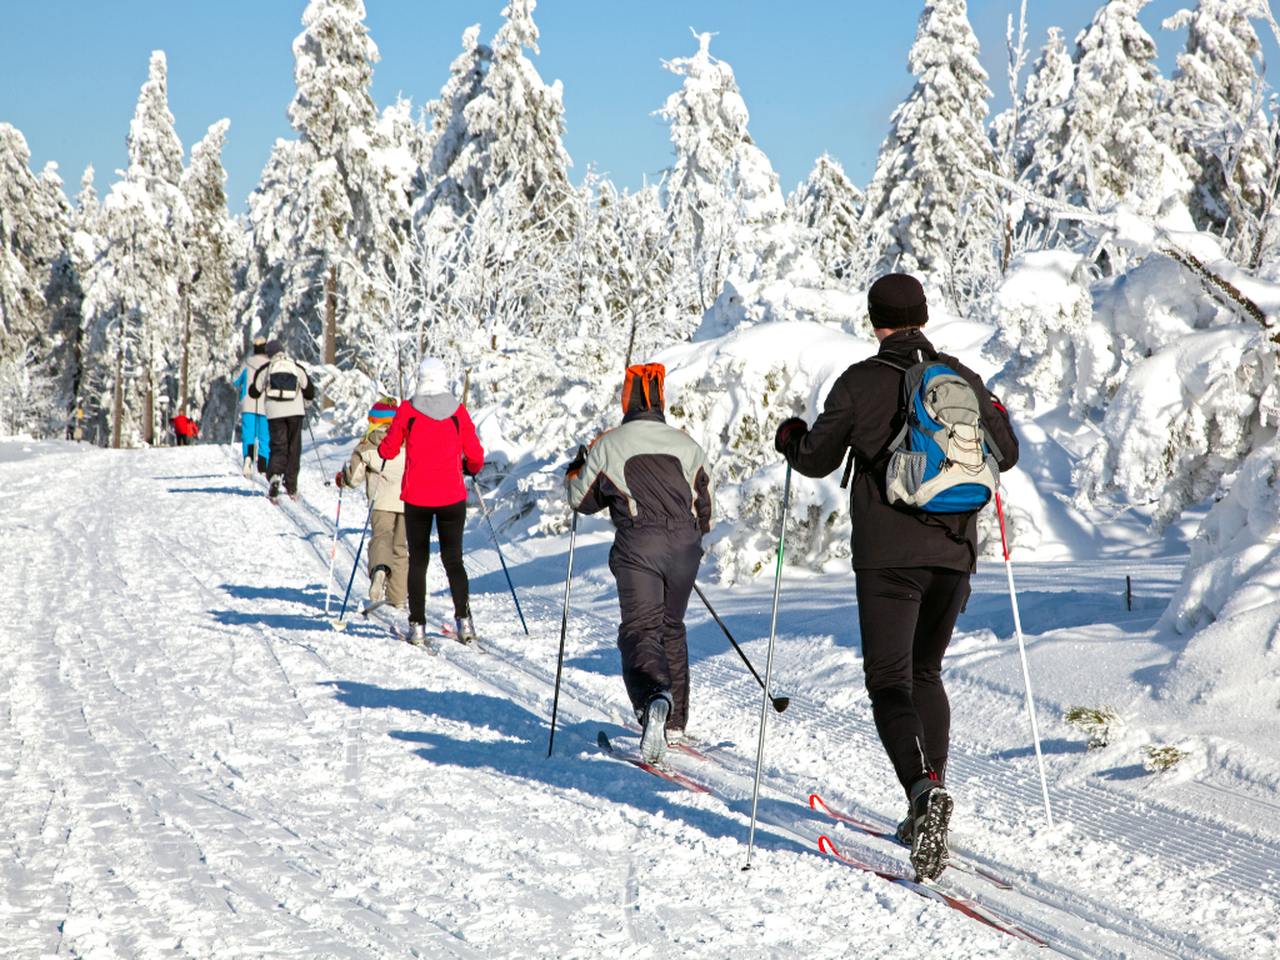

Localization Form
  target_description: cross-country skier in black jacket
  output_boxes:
[567,363,714,765]
[774,273,1019,881]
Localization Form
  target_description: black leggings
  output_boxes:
[855,566,970,795]
[404,500,469,623]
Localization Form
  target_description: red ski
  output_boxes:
[815,834,1046,946]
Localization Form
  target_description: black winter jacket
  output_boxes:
[784,328,1018,572]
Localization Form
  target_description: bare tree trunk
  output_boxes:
[112,343,123,449]
[323,265,337,408]
[144,357,154,446]
[180,293,191,414]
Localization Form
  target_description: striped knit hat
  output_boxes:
[368,397,398,427]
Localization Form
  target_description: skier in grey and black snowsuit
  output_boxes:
[775,273,1019,881]
[566,363,713,764]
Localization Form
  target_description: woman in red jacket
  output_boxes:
[378,357,484,644]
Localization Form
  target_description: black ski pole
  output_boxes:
[305,416,331,486]
[547,509,579,757]
[469,475,529,634]
[692,582,789,712]
[332,498,374,630]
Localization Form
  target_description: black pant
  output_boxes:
[609,524,702,731]
[855,566,970,795]
[404,501,469,623]
[266,415,304,495]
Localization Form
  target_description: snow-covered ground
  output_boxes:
[2,435,1278,959]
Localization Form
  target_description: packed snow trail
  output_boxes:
[0,439,1275,958]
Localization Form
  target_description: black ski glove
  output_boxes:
[565,444,588,477]
[774,417,808,456]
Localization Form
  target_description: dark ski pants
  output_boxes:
[609,523,702,732]
[854,566,970,797]
[404,500,469,623]
[266,415,304,495]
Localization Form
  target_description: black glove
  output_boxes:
[565,444,588,477]
[774,417,808,455]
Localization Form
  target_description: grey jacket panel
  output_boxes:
[343,425,406,514]
[411,391,460,419]
[568,417,714,532]
[250,355,312,419]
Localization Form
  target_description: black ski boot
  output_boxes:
[902,774,951,881]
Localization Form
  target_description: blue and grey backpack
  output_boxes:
[864,352,1001,514]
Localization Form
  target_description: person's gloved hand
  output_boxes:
[774,417,808,455]
[335,470,345,488]
[565,444,588,477]
[463,459,480,477]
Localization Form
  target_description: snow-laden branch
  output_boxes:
[967,165,1271,327]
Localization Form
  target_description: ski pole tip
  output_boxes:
[330,620,347,631]
[773,696,790,713]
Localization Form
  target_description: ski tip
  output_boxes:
[597,731,614,753]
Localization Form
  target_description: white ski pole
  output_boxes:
[745,464,791,870]
[324,485,343,615]
[995,490,1054,828]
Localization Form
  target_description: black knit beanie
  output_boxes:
[868,273,928,329]
[265,339,284,357]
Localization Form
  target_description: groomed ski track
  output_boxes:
[1,441,1276,958]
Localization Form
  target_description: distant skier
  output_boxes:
[378,358,484,645]
[336,397,408,609]
[170,413,199,446]
[232,337,271,476]
[774,273,1019,881]
[248,339,316,503]
[566,363,714,764]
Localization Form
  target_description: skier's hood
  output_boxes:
[411,391,461,420]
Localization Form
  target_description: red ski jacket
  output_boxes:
[377,399,483,507]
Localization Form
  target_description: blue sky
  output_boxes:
[2,1,1274,214]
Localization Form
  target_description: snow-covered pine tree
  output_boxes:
[658,31,750,314]
[180,119,240,433]
[1164,0,1272,262]
[788,153,865,289]
[280,0,386,369]
[82,51,191,448]
[0,126,75,435]
[238,137,307,347]
[439,0,575,233]
[1047,0,1188,230]
[0,124,58,366]
[422,24,492,210]
[33,161,85,438]
[860,0,999,308]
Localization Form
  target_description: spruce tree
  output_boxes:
[437,0,575,230]
[83,51,191,447]
[860,0,998,297]
[180,120,239,422]
[1049,0,1185,218]
[281,0,384,367]
[789,154,865,287]
[0,124,57,365]
[1164,0,1270,247]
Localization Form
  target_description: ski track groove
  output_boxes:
[297,450,1271,960]
[4,443,1273,958]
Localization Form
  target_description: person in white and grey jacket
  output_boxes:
[248,340,315,501]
